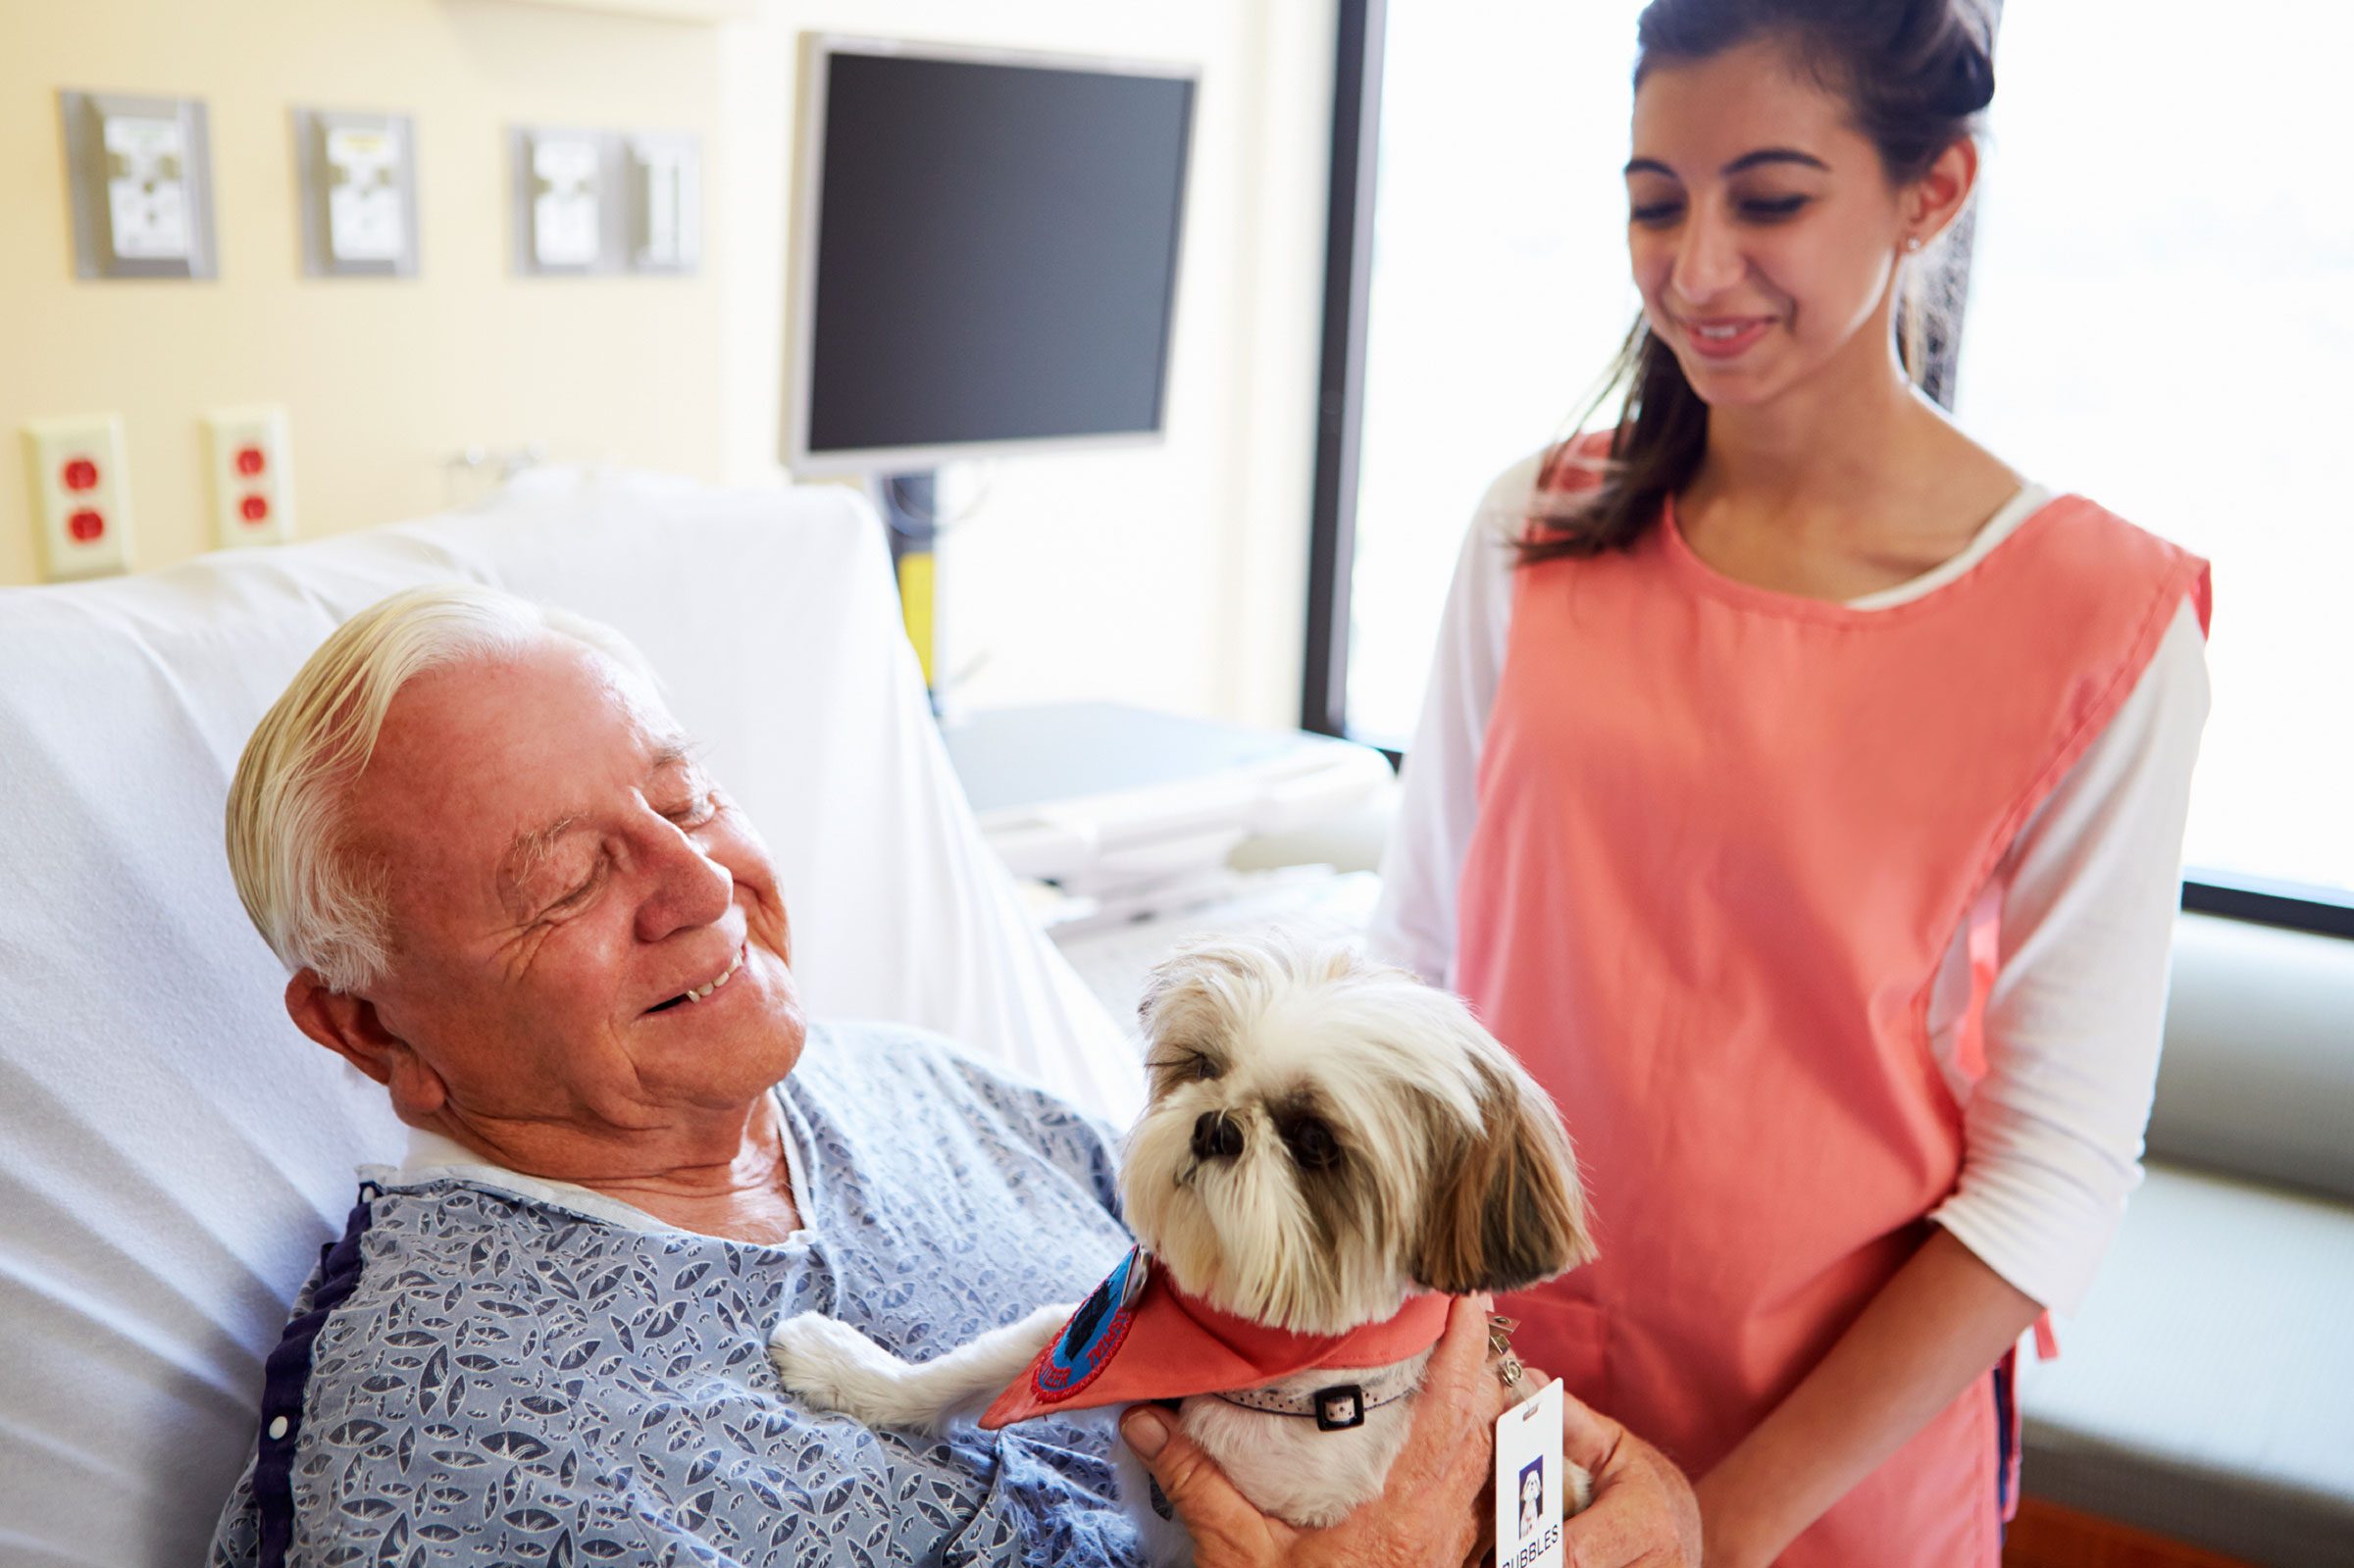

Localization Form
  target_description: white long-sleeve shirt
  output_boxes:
[1369,451,2210,1317]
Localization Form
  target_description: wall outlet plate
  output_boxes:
[59,91,217,280]
[22,416,135,580]
[512,126,616,275]
[293,109,420,278]
[625,132,700,274]
[202,405,296,548]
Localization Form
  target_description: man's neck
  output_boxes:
[417,1094,803,1246]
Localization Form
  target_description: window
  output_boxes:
[1310,0,2353,925]
[1330,0,1653,748]
[1952,0,2354,908]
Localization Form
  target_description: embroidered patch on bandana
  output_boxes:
[1032,1247,1149,1402]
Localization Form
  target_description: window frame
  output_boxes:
[1299,0,2354,938]
[1300,0,1387,742]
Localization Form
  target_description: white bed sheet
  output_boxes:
[0,470,1138,1568]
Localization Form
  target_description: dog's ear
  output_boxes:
[1411,1052,1596,1295]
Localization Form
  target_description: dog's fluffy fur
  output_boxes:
[771,936,1597,1557]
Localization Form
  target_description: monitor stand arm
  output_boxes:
[875,470,940,709]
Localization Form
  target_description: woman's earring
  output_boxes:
[1905,235,1924,253]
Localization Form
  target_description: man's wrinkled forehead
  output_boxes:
[354,635,690,881]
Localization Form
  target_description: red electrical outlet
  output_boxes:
[21,415,134,580]
[203,406,295,546]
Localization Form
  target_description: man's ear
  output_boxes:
[284,970,446,1119]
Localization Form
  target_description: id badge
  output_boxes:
[1493,1378,1564,1568]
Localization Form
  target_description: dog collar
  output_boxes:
[1211,1357,1426,1431]
[980,1246,1452,1430]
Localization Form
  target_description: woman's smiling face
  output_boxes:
[1624,37,1919,410]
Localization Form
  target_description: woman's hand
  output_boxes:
[1118,1293,1510,1568]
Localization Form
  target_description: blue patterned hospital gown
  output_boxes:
[207,1023,1144,1568]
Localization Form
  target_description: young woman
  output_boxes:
[1369,3,2211,1565]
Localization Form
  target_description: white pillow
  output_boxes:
[0,471,1139,1568]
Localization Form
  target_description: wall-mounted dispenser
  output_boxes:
[58,91,217,281]
[293,109,420,278]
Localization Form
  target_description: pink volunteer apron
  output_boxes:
[1458,453,2209,1566]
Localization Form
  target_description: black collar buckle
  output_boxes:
[1312,1383,1366,1432]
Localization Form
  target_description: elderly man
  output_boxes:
[208,584,1697,1568]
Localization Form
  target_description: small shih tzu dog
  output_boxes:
[771,936,1596,1558]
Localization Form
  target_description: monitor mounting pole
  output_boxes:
[875,470,940,711]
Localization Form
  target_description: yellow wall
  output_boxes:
[2,0,1335,730]
[0,0,725,584]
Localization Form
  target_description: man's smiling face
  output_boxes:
[341,633,805,1147]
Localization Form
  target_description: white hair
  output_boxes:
[226,582,654,993]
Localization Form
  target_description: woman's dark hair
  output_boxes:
[1521,0,1997,563]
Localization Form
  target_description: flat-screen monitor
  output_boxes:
[785,36,1197,475]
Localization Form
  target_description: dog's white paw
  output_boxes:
[1565,1460,1595,1516]
[769,1312,912,1421]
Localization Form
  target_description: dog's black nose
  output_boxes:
[1191,1110,1245,1161]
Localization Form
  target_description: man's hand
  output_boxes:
[1118,1293,1510,1568]
[1553,1379,1703,1567]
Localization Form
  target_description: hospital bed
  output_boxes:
[0,472,1144,1567]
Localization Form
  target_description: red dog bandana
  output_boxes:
[981,1247,1454,1429]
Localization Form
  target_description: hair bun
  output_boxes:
[1944,42,1995,114]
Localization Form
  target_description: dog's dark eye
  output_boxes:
[1281,1116,1341,1171]
[1153,1048,1222,1084]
